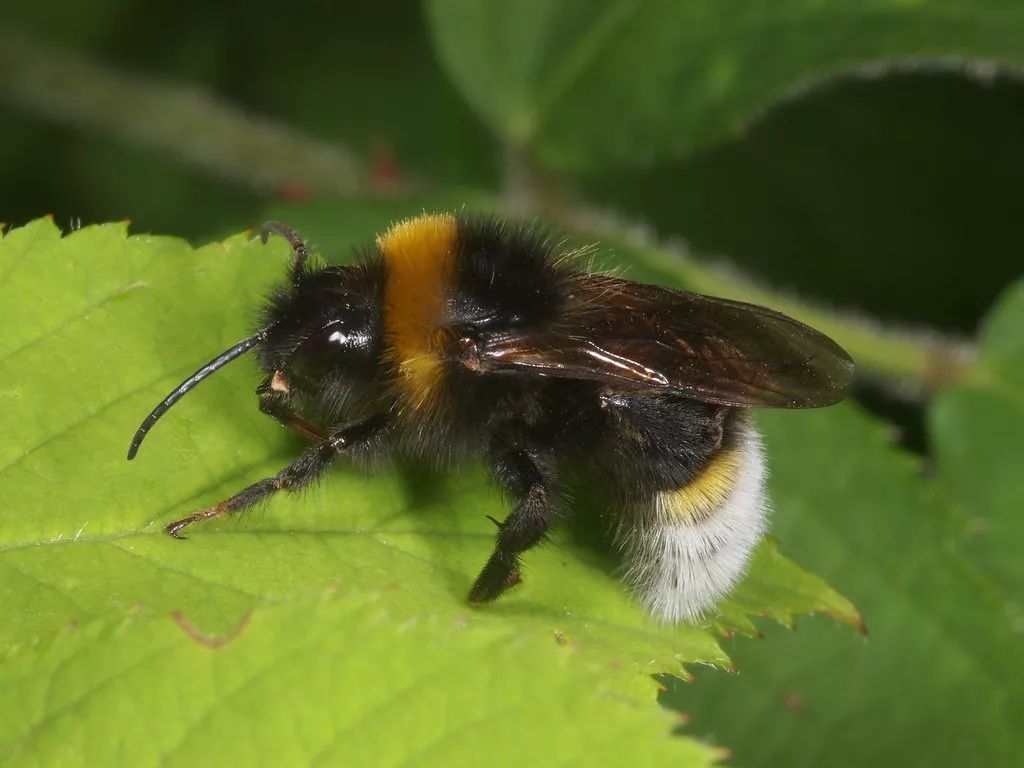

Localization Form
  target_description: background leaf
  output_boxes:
[930,277,1024,627]
[660,284,1024,766]
[425,0,1024,170]
[0,211,859,763]
[583,69,1024,335]
[976,279,1024,385]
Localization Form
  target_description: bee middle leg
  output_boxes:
[164,414,388,538]
[468,436,556,605]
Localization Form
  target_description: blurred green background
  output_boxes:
[3,1,1021,334]
[2,1,1022,766]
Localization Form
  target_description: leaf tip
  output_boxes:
[825,605,868,635]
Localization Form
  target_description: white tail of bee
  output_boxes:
[617,419,769,623]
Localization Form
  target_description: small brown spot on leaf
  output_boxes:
[782,691,805,711]
[553,630,568,646]
[966,517,990,535]
[172,608,252,649]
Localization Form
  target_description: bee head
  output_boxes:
[127,260,384,461]
[257,264,383,397]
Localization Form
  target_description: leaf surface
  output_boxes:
[931,277,1024,626]
[0,211,858,764]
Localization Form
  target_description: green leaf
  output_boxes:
[424,0,1024,170]
[977,278,1024,386]
[715,538,865,638]
[0,211,857,763]
[931,387,1024,626]
[0,595,729,767]
[930,277,1024,624]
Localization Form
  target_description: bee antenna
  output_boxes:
[260,220,309,285]
[126,331,269,460]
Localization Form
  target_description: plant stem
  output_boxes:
[0,32,368,197]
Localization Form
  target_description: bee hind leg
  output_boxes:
[468,436,556,605]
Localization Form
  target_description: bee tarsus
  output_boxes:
[161,415,390,539]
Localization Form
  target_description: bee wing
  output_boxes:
[466,279,854,408]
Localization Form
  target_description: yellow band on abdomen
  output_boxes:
[658,444,744,524]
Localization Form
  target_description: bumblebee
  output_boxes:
[128,213,853,622]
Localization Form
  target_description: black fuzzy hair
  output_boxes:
[451,216,575,330]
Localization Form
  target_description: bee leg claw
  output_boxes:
[164,501,228,539]
[165,524,188,539]
[165,515,199,539]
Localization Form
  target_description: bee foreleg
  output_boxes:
[164,413,389,538]
[468,438,556,605]
[256,375,327,441]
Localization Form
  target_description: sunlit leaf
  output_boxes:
[0,210,857,763]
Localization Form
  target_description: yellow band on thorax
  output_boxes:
[378,213,458,409]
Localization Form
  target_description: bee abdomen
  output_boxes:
[617,416,768,623]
